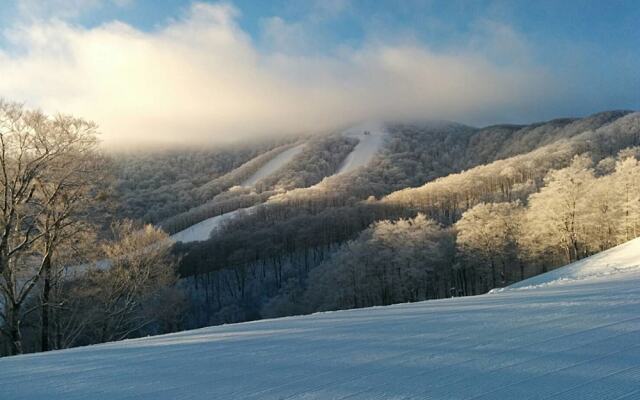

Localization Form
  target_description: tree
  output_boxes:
[455,202,523,291]
[304,214,453,312]
[77,221,180,344]
[525,155,594,264]
[612,157,640,242]
[0,100,102,355]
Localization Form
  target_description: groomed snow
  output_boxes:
[336,122,388,174]
[170,206,255,243]
[499,236,640,291]
[241,144,306,187]
[3,240,640,399]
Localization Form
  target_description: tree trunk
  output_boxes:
[8,303,23,355]
[490,259,496,289]
[41,256,52,352]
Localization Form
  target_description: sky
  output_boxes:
[0,0,638,147]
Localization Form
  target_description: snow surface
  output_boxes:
[499,236,640,291]
[336,122,388,174]
[3,239,640,399]
[169,206,255,243]
[241,144,306,187]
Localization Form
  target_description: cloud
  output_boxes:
[0,2,554,148]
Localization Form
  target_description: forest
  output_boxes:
[173,111,640,326]
[1,97,639,357]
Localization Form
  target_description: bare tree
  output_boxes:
[0,100,101,355]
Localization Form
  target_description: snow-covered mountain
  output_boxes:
[2,237,640,399]
[169,123,389,243]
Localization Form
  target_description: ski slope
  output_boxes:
[241,144,306,187]
[3,240,640,399]
[170,144,304,243]
[170,206,255,243]
[171,123,387,244]
[169,144,304,243]
[337,122,388,174]
[502,236,640,291]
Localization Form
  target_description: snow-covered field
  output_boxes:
[337,122,388,174]
[242,144,306,187]
[3,240,640,399]
[170,206,255,243]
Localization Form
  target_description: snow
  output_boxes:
[169,207,255,243]
[336,122,388,174]
[3,240,640,399]
[499,236,640,291]
[171,123,387,244]
[170,144,305,244]
[241,144,306,187]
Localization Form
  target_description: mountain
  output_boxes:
[8,109,637,356]
[2,236,639,399]
[155,110,640,327]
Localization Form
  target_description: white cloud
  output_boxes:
[0,2,553,148]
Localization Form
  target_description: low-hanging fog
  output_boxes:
[0,1,604,148]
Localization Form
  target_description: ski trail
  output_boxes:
[170,206,256,243]
[171,144,305,243]
[336,122,388,175]
[172,122,387,243]
[241,144,305,187]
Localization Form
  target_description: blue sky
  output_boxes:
[0,0,638,146]
[4,1,637,58]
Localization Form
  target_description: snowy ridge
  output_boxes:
[496,237,640,292]
[241,144,306,187]
[3,240,640,398]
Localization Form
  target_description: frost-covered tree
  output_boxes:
[65,221,182,345]
[525,155,595,264]
[305,214,453,311]
[455,202,523,290]
[612,157,640,242]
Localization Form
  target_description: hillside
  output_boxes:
[5,109,638,357]
[165,111,640,326]
[2,238,640,399]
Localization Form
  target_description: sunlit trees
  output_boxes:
[525,155,594,264]
[304,214,454,312]
[613,157,640,242]
[456,202,523,290]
